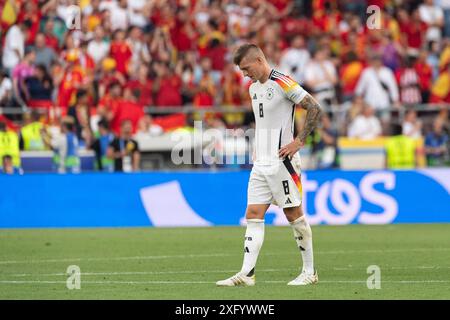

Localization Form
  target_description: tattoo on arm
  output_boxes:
[296,94,322,144]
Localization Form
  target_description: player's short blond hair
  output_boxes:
[233,44,265,65]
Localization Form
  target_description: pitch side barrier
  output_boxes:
[1,169,449,228]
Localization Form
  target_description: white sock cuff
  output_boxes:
[289,216,306,225]
[247,219,265,224]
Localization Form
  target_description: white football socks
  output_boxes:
[240,219,265,276]
[290,216,314,274]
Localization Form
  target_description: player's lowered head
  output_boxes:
[233,43,272,83]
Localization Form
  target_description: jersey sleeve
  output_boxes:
[271,71,308,104]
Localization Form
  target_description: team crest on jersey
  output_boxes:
[266,88,274,100]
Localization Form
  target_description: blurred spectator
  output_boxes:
[2,20,31,73]
[110,29,132,75]
[153,62,182,107]
[107,119,140,172]
[340,29,366,63]
[107,0,129,31]
[98,81,123,124]
[414,50,433,102]
[402,109,423,139]
[203,19,227,72]
[128,26,151,74]
[427,40,441,80]
[311,113,339,169]
[87,26,110,64]
[220,62,247,126]
[12,48,36,106]
[83,0,102,30]
[425,117,449,166]
[344,95,366,130]
[98,57,126,98]
[19,110,48,151]
[355,53,399,122]
[0,70,13,106]
[439,0,450,38]
[25,64,53,104]
[149,27,174,63]
[398,8,427,58]
[304,47,337,109]
[380,33,404,72]
[348,105,382,140]
[55,0,80,29]
[134,115,163,139]
[90,119,115,172]
[202,116,227,168]
[67,89,92,146]
[419,0,444,44]
[56,50,88,109]
[279,35,310,84]
[385,124,417,169]
[127,0,151,29]
[171,6,197,53]
[175,52,196,104]
[339,51,364,102]
[42,19,60,52]
[0,155,23,175]
[101,7,114,35]
[51,117,80,174]
[0,121,20,168]
[79,41,96,79]
[396,57,422,105]
[261,42,281,69]
[221,62,245,105]
[110,87,145,135]
[205,37,228,78]
[46,114,63,147]
[33,33,57,72]
[126,64,154,106]
[226,0,254,39]
[192,57,217,107]
[60,34,76,60]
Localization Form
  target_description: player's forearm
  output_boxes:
[296,95,323,144]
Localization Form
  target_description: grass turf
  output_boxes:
[0,224,449,299]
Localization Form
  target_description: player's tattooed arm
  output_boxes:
[279,94,322,159]
[296,94,323,145]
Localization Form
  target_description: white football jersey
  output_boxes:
[249,69,308,167]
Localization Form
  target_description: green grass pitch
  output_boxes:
[1,224,449,299]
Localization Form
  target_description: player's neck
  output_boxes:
[258,66,273,84]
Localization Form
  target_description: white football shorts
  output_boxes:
[247,154,302,208]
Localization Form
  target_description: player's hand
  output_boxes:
[279,139,303,159]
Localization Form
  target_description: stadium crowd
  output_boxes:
[0,0,449,173]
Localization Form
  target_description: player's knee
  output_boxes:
[283,206,302,222]
[246,206,265,220]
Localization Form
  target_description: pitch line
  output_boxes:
[8,269,289,277]
[0,253,235,265]
[1,280,450,285]
[1,248,450,265]
[6,266,450,277]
